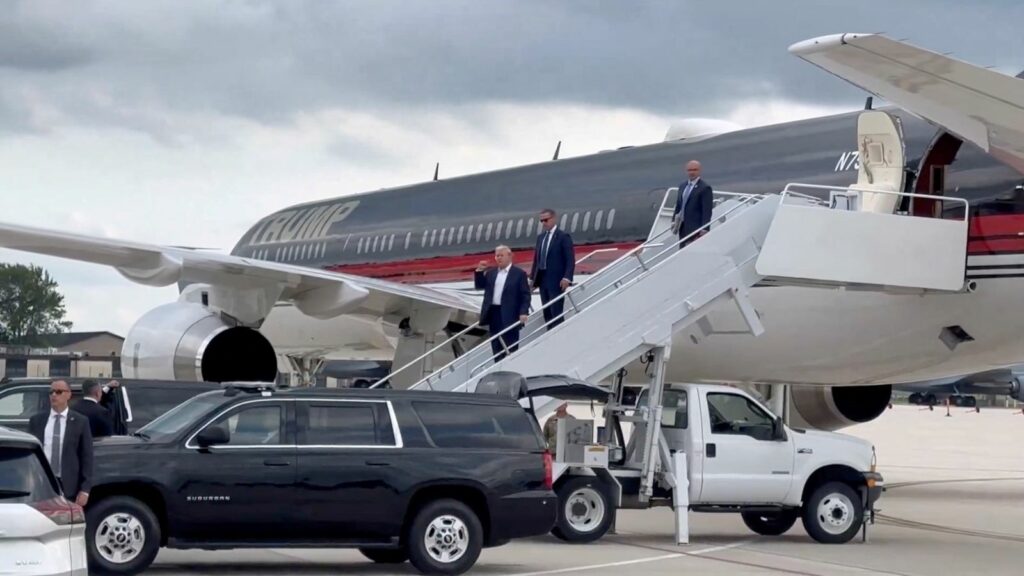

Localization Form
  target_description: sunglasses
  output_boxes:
[539,217,551,222]
[49,390,69,395]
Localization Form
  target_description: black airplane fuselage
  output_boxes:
[231,108,1024,283]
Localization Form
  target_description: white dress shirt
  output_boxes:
[43,407,69,469]
[492,265,511,305]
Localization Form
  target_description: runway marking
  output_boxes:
[505,540,750,575]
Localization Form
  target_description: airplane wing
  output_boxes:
[789,33,1024,174]
[0,220,479,325]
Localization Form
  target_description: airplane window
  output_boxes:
[275,247,281,261]
[507,220,515,238]
[560,214,568,229]
[495,221,503,239]
[405,232,412,250]
[526,218,535,237]
[607,209,616,230]
[320,243,326,258]
[288,246,295,261]
[357,238,363,255]
[430,229,437,247]
[449,227,456,245]
[595,210,604,231]
[516,219,524,238]
[486,222,493,242]
[371,236,378,253]
[571,212,579,233]
[301,245,308,260]
[583,211,591,232]
[388,234,395,251]
[476,223,484,242]
[421,230,428,248]
[457,226,465,244]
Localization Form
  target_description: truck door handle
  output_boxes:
[365,460,391,467]
[263,459,291,467]
[706,443,717,458]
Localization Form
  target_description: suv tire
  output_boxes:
[86,496,161,575]
[741,510,798,536]
[360,547,409,564]
[551,476,614,543]
[407,498,482,575]
[802,481,864,544]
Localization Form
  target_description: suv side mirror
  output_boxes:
[772,417,787,442]
[196,425,230,448]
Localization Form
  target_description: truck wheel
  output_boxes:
[802,482,863,544]
[360,547,409,564]
[552,477,614,543]
[407,498,482,575]
[86,496,161,575]
[741,510,798,536]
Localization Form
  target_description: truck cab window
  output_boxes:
[706,393,773,440]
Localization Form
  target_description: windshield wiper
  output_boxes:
[0,489,32,499]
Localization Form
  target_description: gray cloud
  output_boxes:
[2,0,1023,139]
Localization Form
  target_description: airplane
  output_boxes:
[894,366,1023,408]
[3,32,1024,434]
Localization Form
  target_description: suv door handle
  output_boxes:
[365,460,391,467]
[263,459,291,467]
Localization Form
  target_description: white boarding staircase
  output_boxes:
[375,184,970,416]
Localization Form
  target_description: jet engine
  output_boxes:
[789,384,892,431]
[122,302,278,383]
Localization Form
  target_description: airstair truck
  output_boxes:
[476,372,883,545]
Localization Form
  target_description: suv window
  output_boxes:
[412,402,543,450]
[210,404,284,446]
[125,386,206,427]
[301,402,396,446]
[707,393,774,440]
[140,392,228,440]
[0,389,46,419]
[0,446,59,504]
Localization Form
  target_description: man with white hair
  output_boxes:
[475,245,531,360]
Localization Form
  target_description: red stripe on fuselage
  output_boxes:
[326,242,642,284]
[320,215,1024,283]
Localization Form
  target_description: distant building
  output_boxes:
[0,331,124,380]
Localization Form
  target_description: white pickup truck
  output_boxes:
[479,375,884,546]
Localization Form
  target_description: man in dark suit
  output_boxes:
[672,160,714,248]
[530,208,575,329]
[475,245,531,360]
[74,379,116,438]
[29,379,93,506]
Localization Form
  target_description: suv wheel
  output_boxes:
[407,499,482,575]
[552,477,614,543]
[741,510,798,536]
[86,496,161,575]
[359,547,409,564]
[802,481,864,544]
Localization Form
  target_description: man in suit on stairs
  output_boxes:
[531,208,575,330]
[672,160,714,248]
[475,245,532,361]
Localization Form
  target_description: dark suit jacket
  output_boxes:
[673,178,714,239]
[73,397,115,438]
[475,265,531,329]
[530,228,575,290]
[29,409,93,498]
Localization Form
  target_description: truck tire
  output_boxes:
[360,547,409,564]
[741,510,798,536]
[85,496,162,575]
[406,498,482,575]
[552,477,614,543]
[801,481,864,544]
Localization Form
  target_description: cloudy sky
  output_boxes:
[2,0,1023,336]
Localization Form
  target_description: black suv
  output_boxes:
[85,383,556,575]
[0,378,219,435]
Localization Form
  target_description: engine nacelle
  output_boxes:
[789,384,892,431]
[122,302,278,383]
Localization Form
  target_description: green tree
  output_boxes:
[0,263,73,346]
